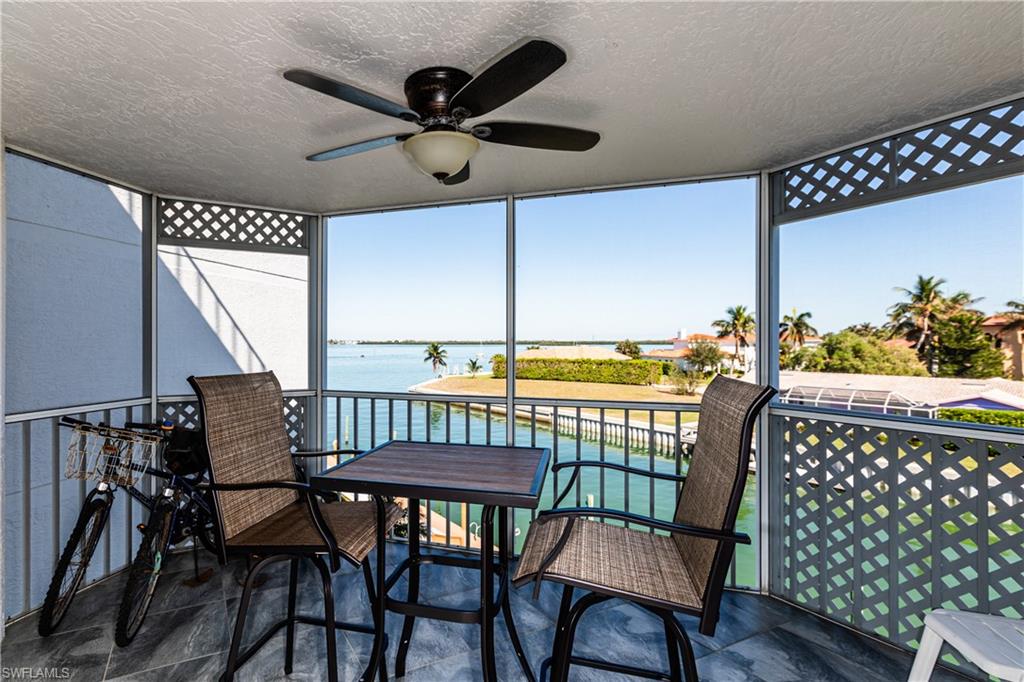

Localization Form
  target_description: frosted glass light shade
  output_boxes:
[403,131,479,179]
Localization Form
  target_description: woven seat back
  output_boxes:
[189,371,298,543]
[673,375,774,604]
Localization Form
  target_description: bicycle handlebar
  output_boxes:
[59,416,89,427]
[124,421,162,432]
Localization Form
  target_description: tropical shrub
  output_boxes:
[667,366,702,395]
[937,408,1024,428]
[491,355,661,385]
[933,312,1007,378]
[794,331,928,376]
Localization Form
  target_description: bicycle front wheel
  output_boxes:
[115,498,174,646]
[38,495,111,636]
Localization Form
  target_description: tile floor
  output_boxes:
[1,544,978,681]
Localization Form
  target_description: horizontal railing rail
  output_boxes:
[768,408,1022,678]
[4,396,151,425]
[770,403,1024,441]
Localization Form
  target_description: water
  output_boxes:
[324,343,758,587]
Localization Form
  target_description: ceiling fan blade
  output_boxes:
[442,163,470,185]
[284,69,420,122]
[473,122,599,151]
[306,134,411,162]
[449,39,566,118]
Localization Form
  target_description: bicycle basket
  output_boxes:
[65,425,162,486]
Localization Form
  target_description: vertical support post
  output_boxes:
[0,143,7,636]
[309,214,324,451]
[756,170,780,593]
[505,195,515,446]
[504,195,516,554]
[149,196,159,420]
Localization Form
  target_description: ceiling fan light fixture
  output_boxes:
[403,131,479,179]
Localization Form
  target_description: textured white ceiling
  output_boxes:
[2,2,1022,213]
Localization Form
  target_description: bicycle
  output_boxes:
[37,416,217,647]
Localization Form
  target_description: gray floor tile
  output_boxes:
[2,545,985,682]
[104,653,224,681]
[104,601,229,678]
[1,625,112,682]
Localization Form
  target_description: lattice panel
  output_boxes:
[779,99,1024,216]
[897,102,1024,184]
[158,199,309,252]
[283,396,307,451]
[772,415,1022,677]
[158,396,306,451]
[160,400,201,430]
[783,140,891,211]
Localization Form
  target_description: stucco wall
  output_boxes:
[2,152,310,619]
[3,152,144,413]
[3,153,145,616]
[157,245,308,394]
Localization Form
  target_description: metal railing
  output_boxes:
[1,391,313,620]
[768,406,1023,677]
[320,390,759,590]
[3,397,152,618]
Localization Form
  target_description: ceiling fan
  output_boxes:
[284,38,600,185]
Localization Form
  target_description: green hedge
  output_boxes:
[937,408,1024,428]
[491,355,661,385]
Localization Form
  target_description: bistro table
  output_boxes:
[312,440,550,682]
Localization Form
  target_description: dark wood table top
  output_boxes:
[311,440,550,508]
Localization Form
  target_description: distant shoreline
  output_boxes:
[327,339,673,346]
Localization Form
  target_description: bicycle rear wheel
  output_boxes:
[38,495,111,636]
[115,498,174,646]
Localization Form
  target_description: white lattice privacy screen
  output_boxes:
[776,99,1024,221]
[769,414,1022,676]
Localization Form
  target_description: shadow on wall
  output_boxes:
[3,152,306,616]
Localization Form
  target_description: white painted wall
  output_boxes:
[157,245,308,394]
[2,152,310,619]
[3,153,145,617]
[3,153,144,413]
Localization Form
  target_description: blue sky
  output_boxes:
[327,175,1022,341]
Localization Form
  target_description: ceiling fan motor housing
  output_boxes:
[403,67,473,121]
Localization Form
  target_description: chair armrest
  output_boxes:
[199,480,312,493]
[551,461,686,507]
[551,460,686,483]
[537,506,750,544]
[292,449,364,458]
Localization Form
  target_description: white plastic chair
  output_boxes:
[908,609,1024,681]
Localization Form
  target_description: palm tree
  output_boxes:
[423,343,448,375]
[887,275,948,354]
[779,309,818,348]
[887,275,980,373]
[1000,300,1024,332]
[466,358,482,377]
[712,305,755,370]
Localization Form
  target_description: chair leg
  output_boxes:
[908,626,943,682]
[664,615,682,682]
[359,497,389,682]
[221,555,275,682]
[555,592,610,682]
[662,611,699,682]
[311,556,339,682]
[542,586,574,682]
[284,558,299,674]
[361,558,388,682]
